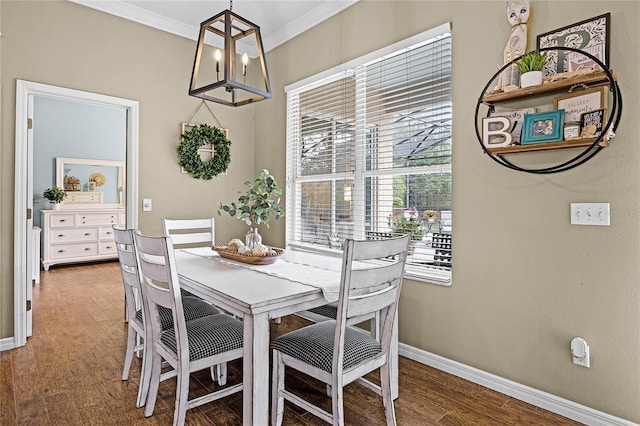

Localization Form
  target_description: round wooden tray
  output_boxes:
[211,246,284,265]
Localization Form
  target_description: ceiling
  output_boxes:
[70,0,359,55]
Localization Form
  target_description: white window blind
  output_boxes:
[286,24,452,284]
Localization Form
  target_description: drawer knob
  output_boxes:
[84,233,91,236]
[84,248,91,251]
[106,231,112,235]
[59,219,66,223]
[57,234,65,237]
[106,245,113,249]
[57,250,65,253]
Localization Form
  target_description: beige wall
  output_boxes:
[2,0,639,422]
[256,0,640,422]
[0,1,257,334]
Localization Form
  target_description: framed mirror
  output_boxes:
[56,157,125,208]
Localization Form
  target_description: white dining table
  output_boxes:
[174,247,399,426]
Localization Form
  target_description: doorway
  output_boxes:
[13,80,139,348]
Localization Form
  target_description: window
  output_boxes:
[286,23,452,284]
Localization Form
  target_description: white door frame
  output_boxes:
[12,80,139,349]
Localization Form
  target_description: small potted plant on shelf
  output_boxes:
[43,186,67,210]
[218,169,285,250]
[425,210,437,223]
[516,50,547,88]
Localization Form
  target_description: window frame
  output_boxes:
[285,23,452,286]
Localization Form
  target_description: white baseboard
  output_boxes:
[399,343,638,426]
[0,337,17,352]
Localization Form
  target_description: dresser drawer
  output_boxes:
[77,213,122,226]
[99,226,116,241]
[50,228,97,243]
[66,192,104,203]
[99,241,117,255]
[50,243,99,259]
[49,214,76,228]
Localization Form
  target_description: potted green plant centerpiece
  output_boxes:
[218,169,285,250]
[516,50,547,88]
[43,186,67,210]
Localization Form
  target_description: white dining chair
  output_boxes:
[133,232,244,426]
[161,217,233,383]
[113,226,147,407]
[270,234,410,426]
[113,226,222,409]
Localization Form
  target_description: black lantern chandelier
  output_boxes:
[189,1,272,107]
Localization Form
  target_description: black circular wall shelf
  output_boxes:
[474,46,622,174]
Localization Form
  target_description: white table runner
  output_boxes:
[181,247,341,302]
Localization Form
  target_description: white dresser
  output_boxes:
[41,208,125,271]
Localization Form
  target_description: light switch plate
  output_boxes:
[570,203,610,226]
[143,198,152,212]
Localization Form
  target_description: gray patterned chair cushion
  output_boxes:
[160,314,244,361]
[136,296,219,330]
[271,320,382,372]
[180,288,199,298]
[307,302,338,319]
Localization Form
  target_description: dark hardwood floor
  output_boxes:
[1,261,584,425]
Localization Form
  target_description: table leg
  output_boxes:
[243,312,270,425]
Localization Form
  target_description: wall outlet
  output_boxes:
[570,203,610,226]
[571,337,590,368]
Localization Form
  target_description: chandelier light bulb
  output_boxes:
[242,53,249,76]
[215,49,222,72]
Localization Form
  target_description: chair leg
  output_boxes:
[271,351,285,426]
[122,325,137,380]
[209,363,227,386]
[380,363,397,426]
[174,366,191,426]
[144,351,163,418]
[136,335,153,408]
[331,382,345,426]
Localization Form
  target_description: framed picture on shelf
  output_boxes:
[521,110,565,145]
[580,108,606,138]
[553,87,607,124]
[563,124,581,140]
[490,107,537,144]
[536,13,610,77]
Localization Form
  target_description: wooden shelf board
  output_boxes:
[482,70,616,104]
[486,137,604,154]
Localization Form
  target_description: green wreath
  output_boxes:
[177,124,231,180]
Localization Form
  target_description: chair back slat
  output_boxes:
[167,232,213,246]
[349,261,405,291]
[351,235,409,261]
[347,285,398,319]
[162,218,215,248]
